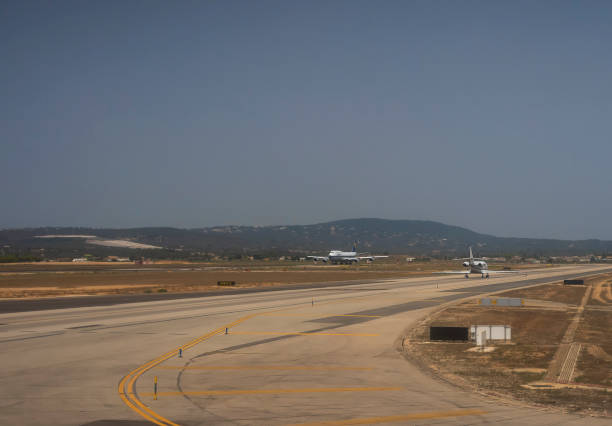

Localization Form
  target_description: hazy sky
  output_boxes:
[2,1,611,239]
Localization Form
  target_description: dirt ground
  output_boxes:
[0,270,402,298]
[589,277,612,305]
[498,282,587,305]
[404,274,612,416]
[0,260,537,298]
[0,260,452,298]
[574,274,612,387]
[574,310,612,386]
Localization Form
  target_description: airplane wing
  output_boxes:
[307,256,329,262]
[435,270,472,275]
[483,270,521,274]
[357,256,389,260]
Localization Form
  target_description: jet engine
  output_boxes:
[462,261,470,267]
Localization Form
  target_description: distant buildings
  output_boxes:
[105,256,131,262]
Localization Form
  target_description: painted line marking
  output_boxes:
[117,279,497,424]
[228,331,379,337]
[290,408,487,425]
[332,314,381,318]
[141,386,402,397]
[118,293,384,425]
[118,294,378,424]
[118,313,259,426]
[157,365,374,371]
[261,313,383,318]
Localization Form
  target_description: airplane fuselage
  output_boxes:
[328,250,359,263]
[440,247,517,279]
[329,250,356,258]
[463,260,488,274]
[307,245,387,264]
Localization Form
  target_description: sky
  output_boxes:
[1,1,611,239]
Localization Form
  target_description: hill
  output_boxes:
[1,218,611,259]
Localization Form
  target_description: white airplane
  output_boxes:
[439,247,519,279]
[307,243,388,264]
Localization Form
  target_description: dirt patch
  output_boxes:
[0,260,532,298]
[511,368,547,374]
[590,279,612,305]
[410,307,570,369]
[574,310,612,387]
[498,283,586,305]
[0,284,161,298]
[404,276,612,416]
[0,268,416,298]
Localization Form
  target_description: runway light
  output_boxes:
[225,327,228,335]
[179,348,182,358]
[154,376,158,400]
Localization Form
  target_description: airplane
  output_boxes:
[438,247,519,279]
[307,243,388,265]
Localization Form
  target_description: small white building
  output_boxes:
[471,325,511,345]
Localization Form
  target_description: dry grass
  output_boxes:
[574,274,612,387]
[0,259,534,298]
[411,307,570,370]
[498,283,586,305]
[589,278,612,305]
[0,270,403,298]
[574,310,612,387]
[0,260,467,298]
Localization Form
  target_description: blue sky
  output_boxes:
[1,1,611,239]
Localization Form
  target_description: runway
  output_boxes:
[0,265,610,425]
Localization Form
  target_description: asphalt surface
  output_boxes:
[0,264,610,425]
[2,267,608,314]
[0,279,391,314]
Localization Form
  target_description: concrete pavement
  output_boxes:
[0,265,610,425]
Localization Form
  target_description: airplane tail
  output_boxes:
[469,246,473,261]
[352,241,358,252]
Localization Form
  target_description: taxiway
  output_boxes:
[0,265,610,425]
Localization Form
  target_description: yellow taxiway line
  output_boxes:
[290,408,487,425]
[157,365,374,371]
[228,331,379,336]
[141,386,402,397]
[261,313,382,318]
[118,313,259,425]
[118,293,391,424]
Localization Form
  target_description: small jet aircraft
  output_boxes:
[439,247,519,278]
[307,243,388,264]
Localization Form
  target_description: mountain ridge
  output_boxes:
[1,218,611,258]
